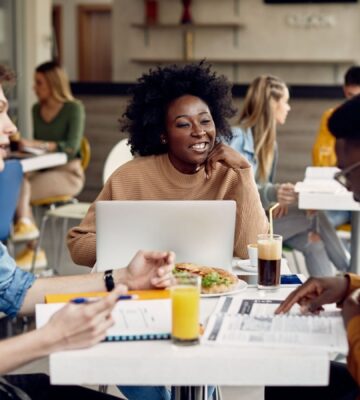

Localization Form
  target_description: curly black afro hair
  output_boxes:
[121,61,237,156]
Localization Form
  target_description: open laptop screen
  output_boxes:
[96,200,236,271]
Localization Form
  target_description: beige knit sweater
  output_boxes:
[68,154,269,267]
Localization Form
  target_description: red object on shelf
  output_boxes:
[181,0,193,24]
[145,0,158,25]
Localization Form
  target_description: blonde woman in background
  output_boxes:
[14,61,85,269]
[230,75,349,277]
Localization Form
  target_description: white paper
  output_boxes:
[202,297,348,353]
[20,152,67,172]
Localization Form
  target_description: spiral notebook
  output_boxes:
[36,299,171,342]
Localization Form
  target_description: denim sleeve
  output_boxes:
[257,144,279,209]
[0,243,36,317]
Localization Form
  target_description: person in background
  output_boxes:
[13,61,85,270]
[230,75,349,277]
[267,94,360,400]
[68,61,268,400]
[0,63,174,400]
[312,65,360,228]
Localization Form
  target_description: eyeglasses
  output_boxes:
[334,160,360,190]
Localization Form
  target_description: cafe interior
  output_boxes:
[1,0,360,399]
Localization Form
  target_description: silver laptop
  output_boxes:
[96,200,236,271]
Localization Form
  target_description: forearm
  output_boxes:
[67,229,97,267]
[57,103,84,158]
[19,269,130,315]
[347,315,360,385]
[20,273,105,315]
[348,274,360,294]
[67,203,97,267]
[0,328,56,374]
[234,168,269,258]
[257,182,278,210]
[68,184,112,267]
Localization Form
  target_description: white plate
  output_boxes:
[232,258,257,273]
[201,279,247,298]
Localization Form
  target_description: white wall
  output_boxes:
[16,0,52,137]
[50,0,360,84]
[112,0,360,84]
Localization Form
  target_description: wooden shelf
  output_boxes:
[131,58,355,65]
[131,22,244,30]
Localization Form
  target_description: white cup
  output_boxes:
[247,244,258,268]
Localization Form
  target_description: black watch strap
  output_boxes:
[104,269,115,292]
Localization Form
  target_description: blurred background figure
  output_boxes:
[230,75,350,277]
[312,66,360,229]
[13,61,85,270]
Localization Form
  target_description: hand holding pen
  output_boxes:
[40,285,127,352]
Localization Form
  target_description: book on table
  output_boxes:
[202,296,348,353]
[36,297,171,342]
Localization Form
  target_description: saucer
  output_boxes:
[232,258,257,273]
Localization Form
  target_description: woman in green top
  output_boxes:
[14,61,85,269]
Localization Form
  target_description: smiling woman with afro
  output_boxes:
[68,61,269,282]
[122,61,236,156]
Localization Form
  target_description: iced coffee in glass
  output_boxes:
[257,234,282,289]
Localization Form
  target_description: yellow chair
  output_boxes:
[31,137,91,273]
[336,223,351,242]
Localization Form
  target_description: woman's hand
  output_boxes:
[272,203,289,218]
[205,143,251,179]
[18,138,37,151]
[123,250,175,290]
[276,183,297,205]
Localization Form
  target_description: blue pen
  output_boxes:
[117,295,139,300]
[71,297,88,304]
[71,294,139,304]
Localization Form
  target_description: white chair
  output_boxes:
[103,138,133,184]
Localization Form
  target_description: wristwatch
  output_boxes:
[104,269,115,292]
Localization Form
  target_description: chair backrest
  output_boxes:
[80,136,91,171]
[0,160,23,242]
[102,138,133,184]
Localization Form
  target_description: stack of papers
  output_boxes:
[20,152,67,172]
[295,167,346,194]
[295,167,360,210]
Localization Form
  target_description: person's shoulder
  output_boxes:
[231,125,247,136]
[321,107,335,120]
[64,100,84,113]
[230,126,251,145]
[109,155,158,177]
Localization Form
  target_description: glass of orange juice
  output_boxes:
[171,275,200,345]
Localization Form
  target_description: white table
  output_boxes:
[49,266,331,398]
[297,170,360,274]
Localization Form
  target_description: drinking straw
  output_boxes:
[269,202,279,239]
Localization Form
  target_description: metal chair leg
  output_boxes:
[56,217,69,275]
[30,212,49,274]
